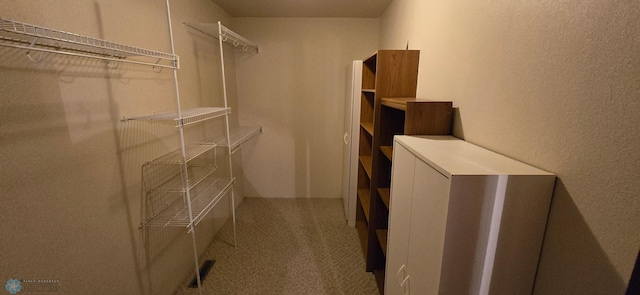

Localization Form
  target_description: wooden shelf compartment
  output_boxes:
[380,146,393,161]
[356,188,370,260]
[355,219,369,259]
[359,125,373,158]
[376,229,388,257]
[358,189,371,222]
[376,155,392,197]
[378,188,390,210]
[361,92,375,127]
[381,98,454,135]
[361,121,374,136]
[359,156,373,179]
[379,105,406,148]
[362,53,377,89]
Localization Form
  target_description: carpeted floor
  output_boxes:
[176,198,379,295]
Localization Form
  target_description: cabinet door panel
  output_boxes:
[407,160,450,295]
[385,144,416,295]
[342,60,362,226]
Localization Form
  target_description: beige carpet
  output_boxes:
[177,198,379,295]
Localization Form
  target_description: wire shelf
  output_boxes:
[148,144,216,165]
[122,107,231,127]
[183,21,258,53]
[202,125,262,154]
[0,17,179,69]
[142,177,235,231]
[145,165,218,193]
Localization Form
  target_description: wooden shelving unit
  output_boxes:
[376,229,388,256]
[377,188,390,209]
[354,50,453,294]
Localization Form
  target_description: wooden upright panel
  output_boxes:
[374,51,420,98]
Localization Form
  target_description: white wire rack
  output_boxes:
[141,143,223,230]
[121,107,231,127]
[202,125,262,154]
[147,144,217,165]
[183,21,258,53]
[145,165,218,193]
[141,176,235,232]
[0,17,179,69]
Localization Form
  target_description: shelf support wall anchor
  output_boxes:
[25,37,43,63]
[106,50,122,69]
[164,1,203,293]
[106,60,122,69]
[152,58,163,73]
[217,20,238,250]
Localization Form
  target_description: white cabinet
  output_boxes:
[386,136,555,295]
[386,142,416,295]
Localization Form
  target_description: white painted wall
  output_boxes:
[0,1,241,294]
[232,18,379,198]
[379,0,639,292]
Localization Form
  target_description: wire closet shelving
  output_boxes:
[183,21,259,53]
[1,6,261,294]
[122,11,262,295]
[0,16,178,69]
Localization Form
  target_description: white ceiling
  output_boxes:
[210,0,394,18]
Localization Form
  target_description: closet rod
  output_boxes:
[0,42,178,69]
[182,21,258,53]
[218,22,258,52]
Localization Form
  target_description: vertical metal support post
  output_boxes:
[164,1,203,294]
[218,21,237,249]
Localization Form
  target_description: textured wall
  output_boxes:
[379,0,640,293]
[232,18,379,198]
[0,1,242,294]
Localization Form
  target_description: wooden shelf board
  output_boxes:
[378,188,390,210]
[358,189,371,222]
[381,97,428,111]
[360,156,373,179]
[361,121,374,136]
[362,88,376,93]
[376,229,388,257]
[380,146,393,161]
